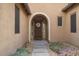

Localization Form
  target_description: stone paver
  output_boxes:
[32,40,49,56]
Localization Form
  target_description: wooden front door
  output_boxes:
[34,22,42,40]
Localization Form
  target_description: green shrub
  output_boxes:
[49,42,63,53]
[11,48,29,56]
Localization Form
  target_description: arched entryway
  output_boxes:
[29,12,50,42]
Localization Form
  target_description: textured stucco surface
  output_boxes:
[0,3,29,55]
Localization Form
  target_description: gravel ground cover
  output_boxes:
[49,42,79,56]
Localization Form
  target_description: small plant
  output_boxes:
[49,42,63,53]
[11,48,29,56]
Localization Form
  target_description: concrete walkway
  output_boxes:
[31,40,49,56]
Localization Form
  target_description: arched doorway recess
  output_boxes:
[29,12,50,42]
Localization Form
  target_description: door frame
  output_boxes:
[29,12,50,42]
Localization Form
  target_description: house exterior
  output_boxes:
[0,3,31,55]
[63,4,79,47]
[29,3,65,42]
[0,3,79,55]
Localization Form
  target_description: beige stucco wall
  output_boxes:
[29,3,65,42]
[64,5,79,47]
[0,3,29,55]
